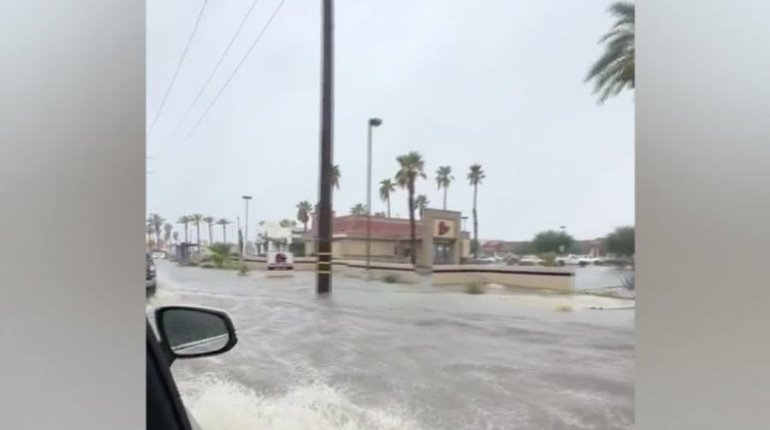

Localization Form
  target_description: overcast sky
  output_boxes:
[147,0,634,242]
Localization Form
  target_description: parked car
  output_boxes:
[517,255,544,266]
[146,252,157,290]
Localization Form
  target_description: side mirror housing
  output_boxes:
[154,306,238,360]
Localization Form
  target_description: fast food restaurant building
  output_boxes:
[305,208,471,267]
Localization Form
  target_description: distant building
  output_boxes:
[304,208,470,267]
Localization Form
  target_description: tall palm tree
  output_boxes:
[163,223,173,247]
[177,216,191,243]
[415,194,429,219]
[148,213,165,245]
[331,164,341,189]
[395,151,427,266]
[467,164,486,259]
[350,203,367,216]
[203,216,215,245]
[379,178,396,217]
[585,1,635,104]
[146,223,154,247]
[216,218,231,243]
[190,214,204,244]
[435,166,454,210]
[296,201,313,232]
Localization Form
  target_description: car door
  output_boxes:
[147,319,194,430]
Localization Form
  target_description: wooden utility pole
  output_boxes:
[316,0,334,294]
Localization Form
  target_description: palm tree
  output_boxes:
[216,218,231,243]
[176,216,191,243]
[379,178,396,217]
[146,223,154,247]
[296,201,313,232]
[467,164,486,259]
[279,219,296,229]
[395,151,427,266]
[163,223,173,247]
[435,166,454,210]
[415,194,429,219]
[203,216,215,245]
[350,203,367,216]
[585,1,635,104]
[190,214,204,244]
[148,213,165,245]
[331,164,341,189]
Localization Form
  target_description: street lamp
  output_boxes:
[366,117,383,276]
[242,195,252,256]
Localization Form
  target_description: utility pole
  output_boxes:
[316,0,334,294]
[365,117,382,276]
[243,195,252,255]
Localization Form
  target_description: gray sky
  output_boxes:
[147,0,634,242]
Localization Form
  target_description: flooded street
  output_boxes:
[148,261,634,430]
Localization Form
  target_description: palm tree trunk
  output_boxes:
[184,224,189,243]
[408,180,417,266]
[196,223,201,244]
[303,222,308,233]
[387,197,391,218]
[472,184,479,259]
[443,187,447,210]
[222,225,227,243]
[208,225,213,245]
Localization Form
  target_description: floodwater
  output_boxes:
[148,261,634,430]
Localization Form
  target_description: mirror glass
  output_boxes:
[159,308,231,357]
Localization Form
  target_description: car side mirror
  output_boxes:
[154,306,238,359]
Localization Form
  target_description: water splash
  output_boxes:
[178,375,423,430]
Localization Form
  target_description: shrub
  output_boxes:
[211,253,225,268]
[539,252,557,267]
[200,262,216,269]
[465,282,485,294]
[237,263,249,276]
[383,274,399,283]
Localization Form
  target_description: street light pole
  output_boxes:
[243,195,252,256]
[365,117,382,276]
[316,0,335,295]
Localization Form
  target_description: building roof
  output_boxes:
[307,214,420,239]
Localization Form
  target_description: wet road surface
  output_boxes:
[148,261,634,430]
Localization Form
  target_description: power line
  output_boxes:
[177,0,289,147]
[147,0,211,138]
[160,0,264,151]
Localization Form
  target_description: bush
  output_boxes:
[383,274,399,283]
[211,253,225,268]
[539,252,557,267]
[200,262,216,269]
[237,263,249,276]
[465,282,485,294]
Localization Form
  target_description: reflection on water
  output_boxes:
[152,262,634,430]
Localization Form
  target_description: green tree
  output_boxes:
[350,203,367,216]
[190,214,204,244]
[415,194,429,219]
[176,216,191,243]
[395,151,427,266]
[604,225,635,257]
[467,164,485,259]
[435,165,454,210]
[331,164,341,189]
[279,219,297,229]
[585,2,635,104]
[296,201,313,232]
[203,216,215,245]
[216,218,231,243]
[379,178,396,217]
[531,230,575,254]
